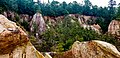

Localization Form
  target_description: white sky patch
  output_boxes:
[34,0,120,7]
[90,0,120,7]
[90,0,109,7]
[34,0,37,2]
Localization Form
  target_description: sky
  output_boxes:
[34,0,120,7]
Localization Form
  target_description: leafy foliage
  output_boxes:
[0,0,116,32]
[34,16,120,52]
[116,6,120,20]
[0,0,120,52]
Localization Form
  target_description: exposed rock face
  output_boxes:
[3,11,15,19]
[78,16,101,34]
[78,15,92,25]
[108,20,120,35]
[68,14,79,19]
[20,14,32,23]
[3,11,18,22]
[0,15,44,58]
[30,12,46,34]
[62,40,120,58]
[44,53,52,58]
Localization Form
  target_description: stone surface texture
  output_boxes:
[0,14,44,58]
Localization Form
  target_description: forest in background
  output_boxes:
[0,0,119,32]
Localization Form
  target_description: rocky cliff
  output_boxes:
[0,14,44,58]
[78,15,101,34]
[30,12,46,34]
[57,40,120,58]
[108,20,120,35]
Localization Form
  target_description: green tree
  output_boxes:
[0,0,18,12]
[82,0,92,15]
[17,0,35,15]
[91,5,98,16]
[61,1,67,9]
[39,16,99,51]
[116,6,120,20]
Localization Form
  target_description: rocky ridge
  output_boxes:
[54,40,120,58]
[108,20,120,35]
[0,14,44,58]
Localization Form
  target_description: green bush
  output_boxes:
[20,20,29,31]
[31,16,120,52]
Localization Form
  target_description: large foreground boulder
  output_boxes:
[61,40,120,58]
[0,15,44,58]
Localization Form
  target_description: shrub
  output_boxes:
[31,16,120,52]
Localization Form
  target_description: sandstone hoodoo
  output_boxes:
[61,40,120,58]
[30,12,46,34]
[108,20,120,35]
[30,12,46,43]
[0,15,44,58]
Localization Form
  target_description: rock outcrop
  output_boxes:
[44,53,52,58]
[61,40,120,58]
[19,14,32,23]
[30,12,46,35]
[0,15,44,58]
[108,20,120,35]
[78,16,101,34]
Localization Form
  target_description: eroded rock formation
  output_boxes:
[0,15,44,58]
[78,16,101,34]
[30,12,46,34]
[60,40,120,58]
[108,20,120,35]
[19,14,32,23]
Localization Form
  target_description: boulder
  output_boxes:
[62,40,120,58]
[0,15,44,58]
[108,20,120,35]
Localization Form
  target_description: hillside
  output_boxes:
[0,0,120,58]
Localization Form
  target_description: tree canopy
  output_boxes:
[0,0,119,32]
